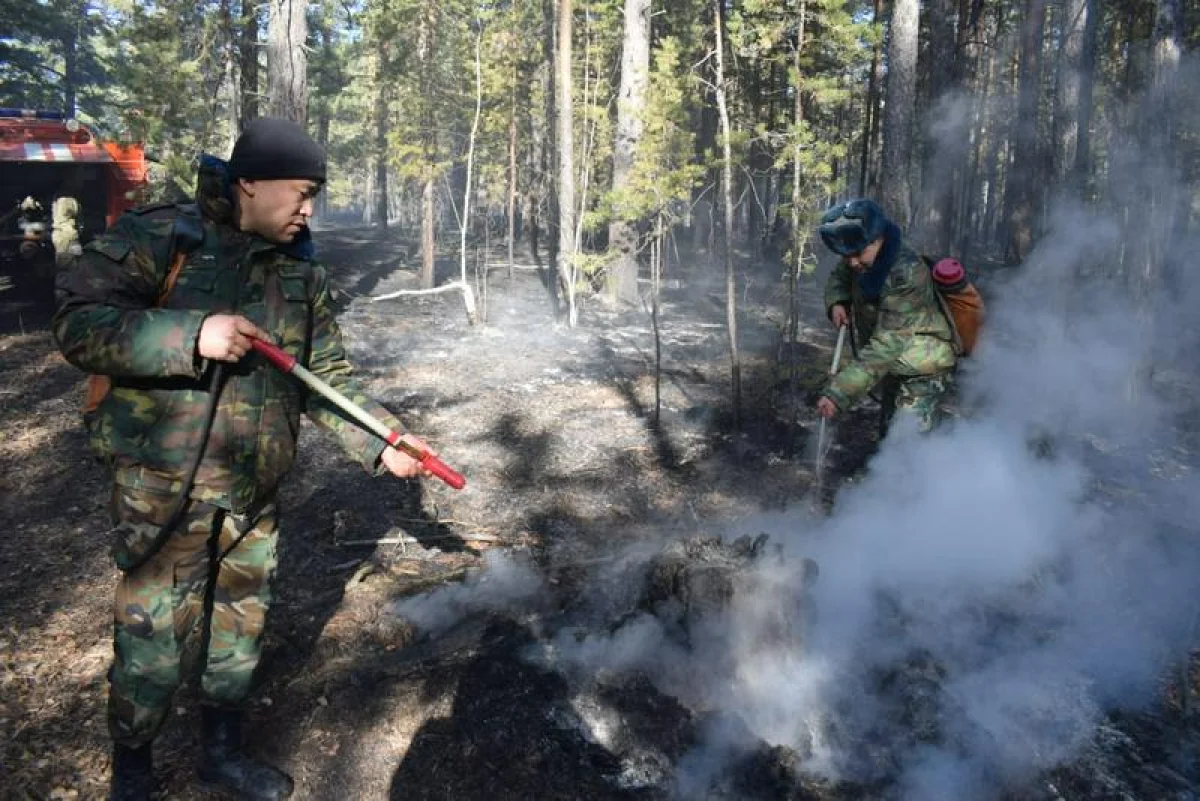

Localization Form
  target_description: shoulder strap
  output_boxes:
[157,249,189,306]
[155,203,206,307]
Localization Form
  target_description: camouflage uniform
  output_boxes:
[53,158,404,747]
[822,242,958,435]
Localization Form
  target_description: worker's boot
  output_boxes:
[196,707,294,800]
[109,743,156,801]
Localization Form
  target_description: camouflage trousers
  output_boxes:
[878,370,957,438]
[106,484,279,747]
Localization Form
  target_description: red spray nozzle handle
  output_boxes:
[251,337,466,491]
[250,338,297,372]
[419,452,467,490]
[386,431,466,489]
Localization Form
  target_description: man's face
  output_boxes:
[236,178,322,243]
[844,236,885,273]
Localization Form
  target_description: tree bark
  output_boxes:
[239,0,259,130]
[605,0,651,306]
[880,0,919,225]
[221,0,239,154]
[462,25,483,303]
[373,47,389,230]
[556,0,577,326]
[418,5,439,288]
[858,0,883,197]
[507,66,519,279]
[919,0,958,251]
[266,0,307,122]
[791,0,808,281]
[61,28,78,118]
[1002,0,1046,263]
[1071,0,1099,192]
[1053,0,1087,186]
[713,0,740,430]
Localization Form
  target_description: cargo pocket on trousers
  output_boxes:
[108,485,180,573]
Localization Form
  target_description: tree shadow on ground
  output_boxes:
[321,228,418,301]
[256,402,682,799]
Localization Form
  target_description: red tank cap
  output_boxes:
[932,258,965,285]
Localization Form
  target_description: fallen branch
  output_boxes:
[338,531,507,547]
[371,280,478,325]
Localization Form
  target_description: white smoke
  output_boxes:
[380,75,1200,799]
[707,187,1199,796]
[530,164,1200,797]
[390,550,545,637]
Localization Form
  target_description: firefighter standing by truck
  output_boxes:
[53,117,439,801]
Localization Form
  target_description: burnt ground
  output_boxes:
[0,227,1195,801]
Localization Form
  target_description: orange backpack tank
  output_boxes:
[925,256,985,356]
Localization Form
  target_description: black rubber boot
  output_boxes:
[197,707,294,800]
[110,743,156,801]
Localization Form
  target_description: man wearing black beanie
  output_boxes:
[53,117,437,801]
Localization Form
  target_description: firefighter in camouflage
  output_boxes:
[815,198,958,437]
[53,117,435,801]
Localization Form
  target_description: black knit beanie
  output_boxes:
[228,117,327,182]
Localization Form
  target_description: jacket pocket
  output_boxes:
[271,271,311,354]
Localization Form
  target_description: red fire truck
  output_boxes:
[0,108,148,261]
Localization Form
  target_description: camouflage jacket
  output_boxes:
[821,241,956,410]
[53,158,404,513]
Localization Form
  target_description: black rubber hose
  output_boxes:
[120,360,227,573]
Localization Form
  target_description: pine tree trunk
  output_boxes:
[788,0,809,454]
[556,0,577,326]
[791,0,808,281]
[1071,0,1099,192]
[419,6,439,288]
[367,33,391,230]
[529,66,546,269]
[61,28,78,118]
[315,21,333,221]
[373,72,389,229]
[880,0,919,225]
[1053,0,1086,185]
[463,27,483,294]
[421,179,435,287]
[239,0,259,130]
[858,0,883,197]
[266,0,307,122]
[714,0,740,430]
[605,0,651,306]
[542,0,558,307]
[919,0,958,252]
[1132,0,1184,302]
[507,69,519,279]
[221,0,239,154]
[1002,0,1046,262]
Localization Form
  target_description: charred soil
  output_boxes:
[0,228,1194,801]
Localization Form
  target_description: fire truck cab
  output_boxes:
[0,108,148,262]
